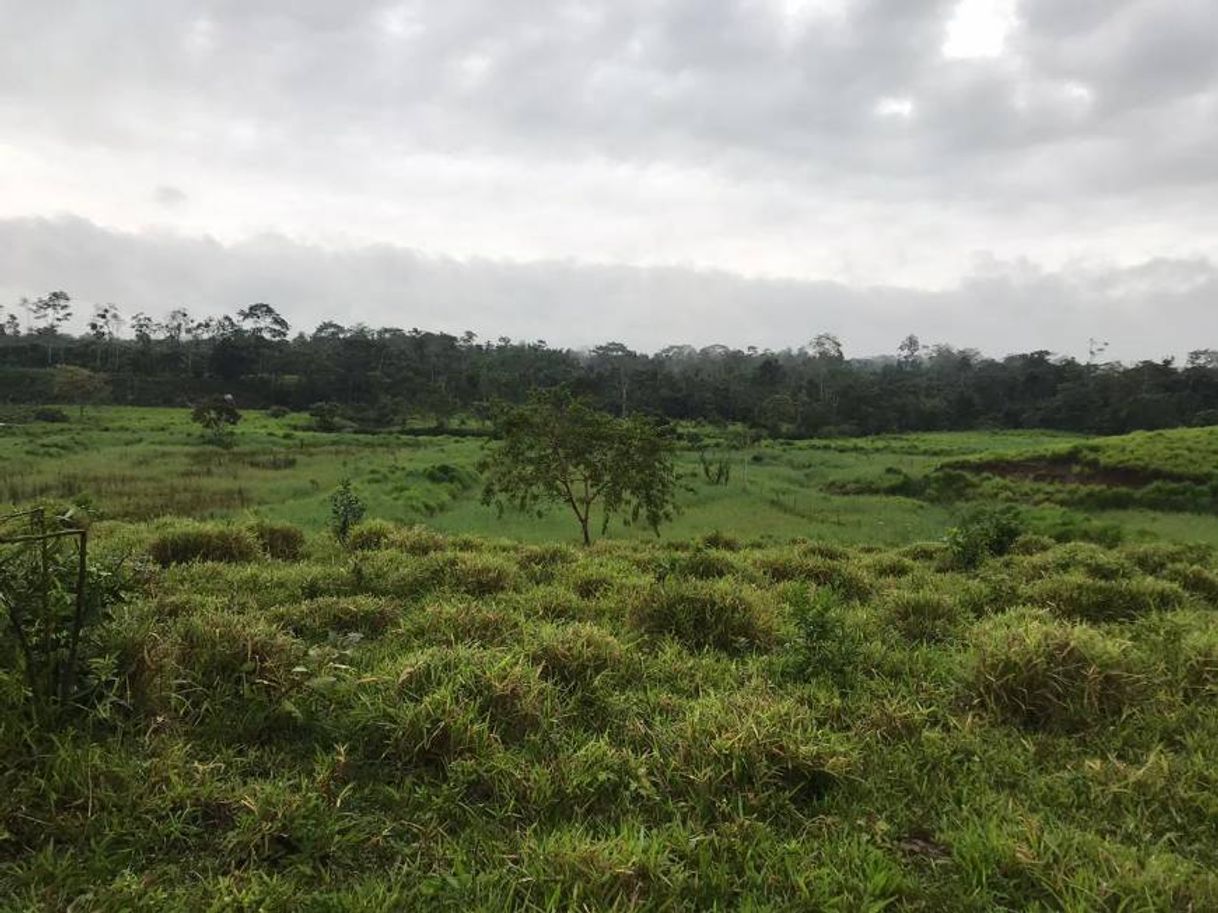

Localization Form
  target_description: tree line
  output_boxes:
[3,291,1218,436]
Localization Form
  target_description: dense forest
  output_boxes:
[3,291,1217,436]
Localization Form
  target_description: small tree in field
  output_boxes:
[191,395,241,447]
[52,365,110,417]
[480,390,677,546]
[329,479,366,544]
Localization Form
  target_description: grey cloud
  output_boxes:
[1,216,1213,364]
[4,0,1216,198]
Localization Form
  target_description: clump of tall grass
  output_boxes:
[359,647,555,769]
[147,523,261,566]
[969,609,1144,730]
[249,520,305,561]
[628,578,779,652]
[882,588,966,643]
[1018,542,1137,582]
[1028,575,1189,622]
[653,692,851,812]
[1161,563,1218,605]
[1122,542,1214,575]
[409,598,523,646]
[530,623,627,691]
[754,551,874,601]
[346,520,398,551]
[270,596,399,640]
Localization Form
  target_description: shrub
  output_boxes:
[1028,575,1189,622]
[970,609,1144,730]
[32,407,69,423]
[329,479,366,544]
[782,585,860,684]
[249,520,305,561]
[265,405,290,418]
[628,579,779,653]
[148,524,261,566]
[882,589,965,643]
[347,520,398,552]
[945,504,1025,568]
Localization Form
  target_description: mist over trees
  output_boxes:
[2,293,1217,436]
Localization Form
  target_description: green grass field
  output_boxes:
[4,407,1218,910]
[4,407,1216,547]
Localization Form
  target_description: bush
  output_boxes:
[628,579,779,653]
[782,586,860,684]
[970,610,1144,730]
[249,520,305,561]
[1122,542,1214,575]
[665,547,746,581]
[329,479,366,544]
[32,407,69,423]
[148,524,261,566]
[945,504,1025,568]
[265,405,291,419]
[1028,575,1189,622]
[882,589,965,643]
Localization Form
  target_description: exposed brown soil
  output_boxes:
[963,458,1184,489]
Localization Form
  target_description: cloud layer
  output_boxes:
[2,215,1214,363]
[1,1,1216,354]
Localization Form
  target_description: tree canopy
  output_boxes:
[480,391,678,545]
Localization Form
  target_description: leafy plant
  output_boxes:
[944,504,1026,568]
[329,479,366,545]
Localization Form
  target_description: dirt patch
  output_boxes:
[963,458,1183,489]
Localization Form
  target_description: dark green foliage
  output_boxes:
[480,390,677,545]
[190,394,241,446]
[945,504,1026,568]
[782,585,860,684]
[628,578,779,652]
[328,479,366,544]
[147,523,261,566]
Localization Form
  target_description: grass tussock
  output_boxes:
[628,578,780,652]
[881,588,966,642]
[147,522,262,566]
[1028,575,1189,622]
[970,609,1144,730]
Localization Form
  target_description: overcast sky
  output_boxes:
[2,0,1217,360]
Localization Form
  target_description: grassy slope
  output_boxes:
[3,526,1218,910]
